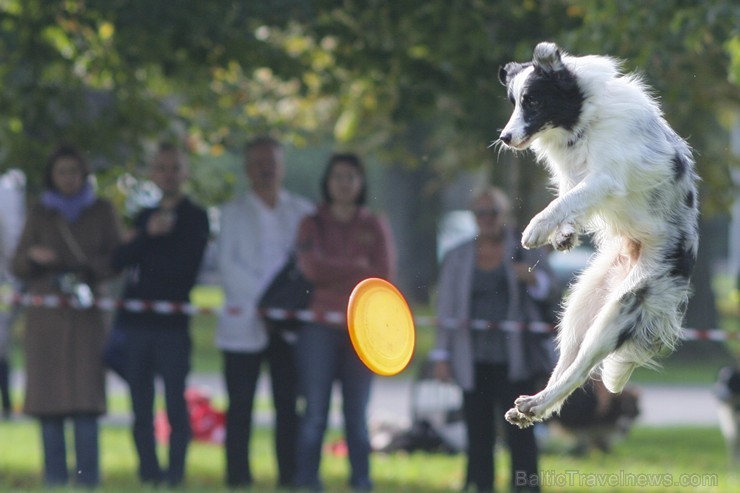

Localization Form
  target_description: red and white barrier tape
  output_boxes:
[0,291,736,341]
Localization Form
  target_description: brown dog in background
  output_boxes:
[548,379,640,455]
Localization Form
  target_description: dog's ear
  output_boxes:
[498,62,529,86]
[498,65,510,86]
[533,42,565,74]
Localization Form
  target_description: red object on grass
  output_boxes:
[155,387,226,445]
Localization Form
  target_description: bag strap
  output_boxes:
[56,217,88,264]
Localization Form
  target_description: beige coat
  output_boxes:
[12,199,122,417]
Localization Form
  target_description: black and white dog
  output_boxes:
[497,42,699,428]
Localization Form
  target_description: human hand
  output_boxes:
[146,209,176,236]
[28,246,58,265]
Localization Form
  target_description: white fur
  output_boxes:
[498,43,699,428]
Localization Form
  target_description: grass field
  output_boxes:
[1,280,737,491]
[0,419,737,492]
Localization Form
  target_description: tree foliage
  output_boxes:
[0,0,737,210]
[0,0,319,193]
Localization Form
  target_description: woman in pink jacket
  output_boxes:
[294,153,396,492]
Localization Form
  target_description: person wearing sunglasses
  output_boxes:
[431,186,559,493]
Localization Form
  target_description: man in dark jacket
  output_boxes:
[112,142,210,487]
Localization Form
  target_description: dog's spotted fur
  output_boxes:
[497,42,699,428]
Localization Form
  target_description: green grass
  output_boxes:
[630,361,726,386]
[2,280,738,491]
[0,419,737,492]
[189,313,222,373]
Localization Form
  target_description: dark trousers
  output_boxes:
[223,331,298,488]
[124,327,191,486]
[463,363,540,493]
[40,414,99,487]
[0,359,11,416]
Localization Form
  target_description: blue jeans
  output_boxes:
[40,414,99,487]
[294,323,374,491]
[123,326,191,486]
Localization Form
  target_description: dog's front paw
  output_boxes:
[551,222,580,251]
[521,215,553,250]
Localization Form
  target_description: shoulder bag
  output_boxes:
[258,253,313,332]
[258,214,319,332]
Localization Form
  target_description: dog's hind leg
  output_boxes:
[506,299,623,428]
[506,268,649,428]
[547,249,619,386]
[600,272,688,393]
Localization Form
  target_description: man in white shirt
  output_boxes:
[216,136,314,489]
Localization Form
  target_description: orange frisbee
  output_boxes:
[347,278,416,376]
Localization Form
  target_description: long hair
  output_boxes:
[42,144,91,192]
[320,152,368,206]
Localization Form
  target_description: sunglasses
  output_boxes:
[473,208,502,217]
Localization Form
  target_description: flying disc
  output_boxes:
[347,277,416,376]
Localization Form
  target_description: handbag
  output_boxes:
[258,254,313,332]
[55,218,95,309]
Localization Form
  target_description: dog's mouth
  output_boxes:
[493,131,532,151]
[506,137,531,150]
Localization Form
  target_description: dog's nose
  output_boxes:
[499,133,512,145]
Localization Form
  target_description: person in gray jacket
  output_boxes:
[431,186,558,493]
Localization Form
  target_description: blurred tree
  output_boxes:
[295,0,581,299]
[0,0,316,195]
[0,0,737,303]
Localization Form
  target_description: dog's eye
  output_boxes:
[521,94,541,110]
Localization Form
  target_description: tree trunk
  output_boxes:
[382,164,439,304]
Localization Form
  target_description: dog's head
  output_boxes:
[497,42,585,150]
